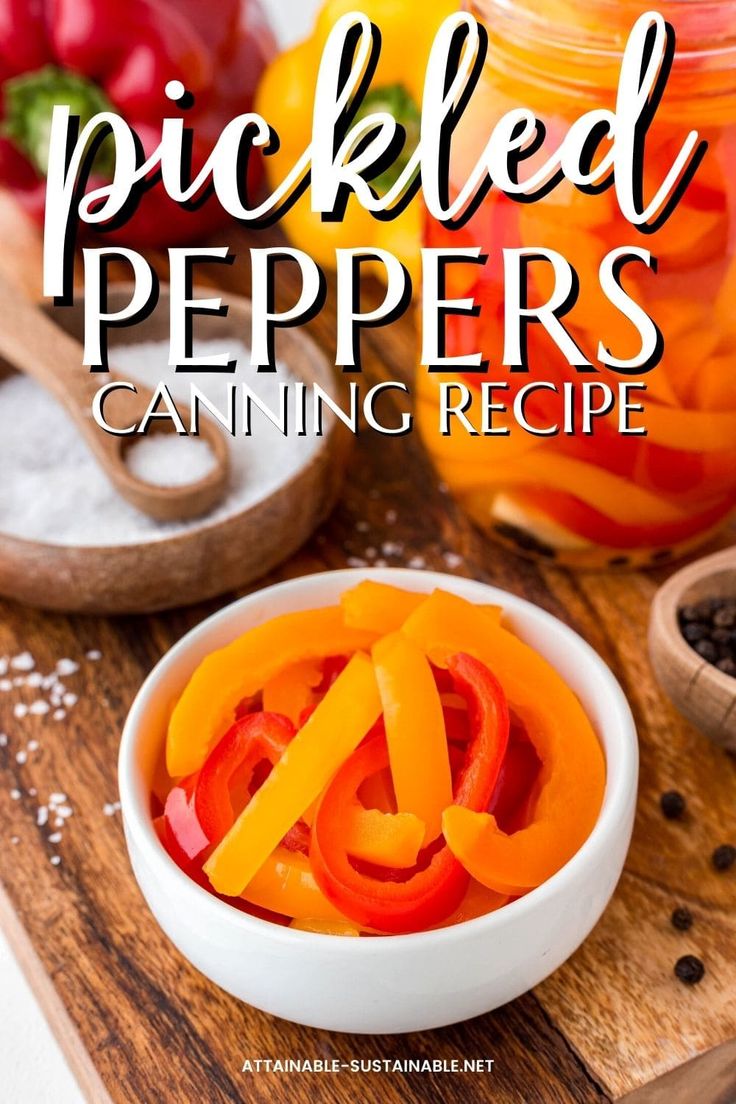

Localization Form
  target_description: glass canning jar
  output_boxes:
[418,0,736,568]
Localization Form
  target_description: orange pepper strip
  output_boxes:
[204,653,382,897]
[399,591,605,892]
[290,918,360,936]
[373,632,453,842]
[341,580,502,635]
[167,608,376,777]
[436,878,510,928]
[343,804,425,868]
[262,658,323,725]
[242,846,348,922]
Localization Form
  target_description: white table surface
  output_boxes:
[0,2,318,1100]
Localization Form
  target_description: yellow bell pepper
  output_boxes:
[166,607,376,778]
[242,846,347,922]
[343,804,425,868]
[255,0,459,285]
[341,579,502,635]
[373,632,452,842]
[204,652,382,896]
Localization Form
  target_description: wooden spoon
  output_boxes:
[648,546,736,752]
[0,272,229,522]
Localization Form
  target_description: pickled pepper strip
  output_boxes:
[262,659,323,725]
[204,653,382,897]
[310,653,509,934]
[167,607,377,777]
[373,632,452,842]
[343,804,425,868]
[341,579,502,635]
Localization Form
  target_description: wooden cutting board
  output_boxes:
[0,229,735,1104]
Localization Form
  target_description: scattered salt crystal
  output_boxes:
[48,832,62,844]
[53,709,66,721]
[37,807,48,827]
[29,701,49,716]
[0,733,7,746]
[10,652,34,672]
[373,558,388,568]
[10,789,21,801]
[55,659,79,677]
[10,836,19,845]
[13,704,27,719]
[0,658,7,676]
[407,555,427,570]
[28,787,36,797]
[15,751,27,764]
[62,693,78,708]
[53,817,63,829]
[103,801,121,817]
[354,520,370,533]
[385,509,398,524]
[26,672,43,687]
[12,677,25,687]
[347,557,367,568]
[55,805,73,819]
[0,679,11,692]
[86,650,102,662]
[49,792,67,805]
[50,855,61,866]
[443,551,464,569]
[381,540,404,557]
[27,739,39,752]
[364,547,377,560]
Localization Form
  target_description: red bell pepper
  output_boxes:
[0,0,275,245]
[194,711,295,844]
[310,652,510,934]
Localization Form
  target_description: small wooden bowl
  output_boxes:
[648,546,736,751]
[0,284,350,615]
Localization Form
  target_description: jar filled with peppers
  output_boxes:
[419,0,736,569]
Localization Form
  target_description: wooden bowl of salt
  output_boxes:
[649,546,736,752]
[0,284,349,614]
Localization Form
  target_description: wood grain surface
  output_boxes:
[1,229,735,1104]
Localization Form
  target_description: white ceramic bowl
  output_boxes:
[119,568,638,1034]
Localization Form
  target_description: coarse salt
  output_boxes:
[55,659,79,677]
[10,652,34,672]
[0,340,320,547]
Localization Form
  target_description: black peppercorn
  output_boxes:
[660,791,686,820]
[712,844,736,872]
[679,596,736,677]
[674,955,705,985]
[716,658,736,677]
[671,906,694,932]
[694,639,718,663]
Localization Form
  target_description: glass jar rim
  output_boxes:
[471,0,736,66]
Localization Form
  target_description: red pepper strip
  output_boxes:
[310,653,509,934]
[194,712,295,844]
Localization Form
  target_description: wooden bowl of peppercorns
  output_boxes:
[649,546,736,751]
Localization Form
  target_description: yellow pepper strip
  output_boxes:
[343,804,425,868]
[166,607,376,777]
[341,581,427,634]
[291,918,360,936]
[262,658,323,725]
[204,653,382,896]
[341,580,502,635]
[434,453,688,525]
[373,632,453,842]
[242,846,347,922]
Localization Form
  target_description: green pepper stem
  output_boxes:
[2,65,116,177]
[355,83,421,195]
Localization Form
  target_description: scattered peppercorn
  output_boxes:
[678,597,736,676]
[660,790,686,820]
[671,906,694,932]
[674,955,705,985]
[712,844,736,872]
